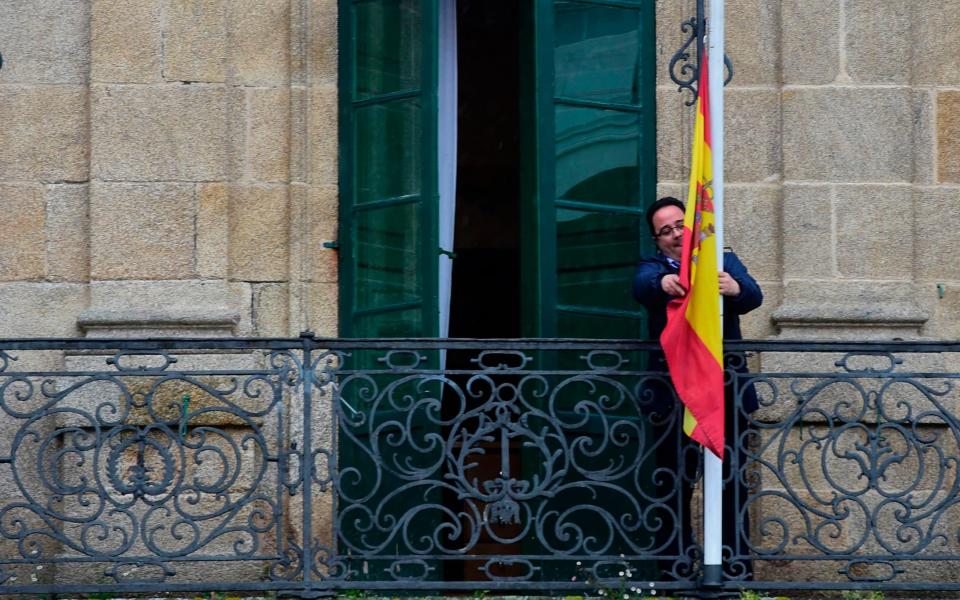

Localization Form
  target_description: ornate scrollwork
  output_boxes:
[742,362,960,585]
[1,339,957,594]
[333,348,689,584]
[669,10,735,106]
[0,347,296,587]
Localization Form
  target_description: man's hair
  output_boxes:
[645,196,685,235]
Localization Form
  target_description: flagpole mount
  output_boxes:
[668,0,733,105]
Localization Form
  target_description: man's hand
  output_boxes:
[718,271,741,297]
[661,273,686,297]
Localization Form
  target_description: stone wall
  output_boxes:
[0,0,959,590]
[1,1,956,342]
[656,0,960,341]
[0,0,339,342]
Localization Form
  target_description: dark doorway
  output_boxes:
[444,0,524,584]
[448,0,522,340]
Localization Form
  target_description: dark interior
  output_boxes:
[448,0,522,340]
[444,0,524,583]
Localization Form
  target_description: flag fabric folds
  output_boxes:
[658,53,724,460]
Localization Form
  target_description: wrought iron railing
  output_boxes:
[0,336,959,596]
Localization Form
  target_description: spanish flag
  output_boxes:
[659,53,724,459]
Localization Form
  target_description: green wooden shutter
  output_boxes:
[337,0,441,585]
[521,0,660,581]
[523,0,656,340]
[339,0,439,339]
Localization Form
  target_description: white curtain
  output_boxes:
[438,0,457,339]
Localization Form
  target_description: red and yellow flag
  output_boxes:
[659,53,724,459]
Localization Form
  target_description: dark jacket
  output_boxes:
[632,250,763,413]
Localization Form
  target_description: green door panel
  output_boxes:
[522,0,659,581]
[341,0,438,340]
[338,0,440,586]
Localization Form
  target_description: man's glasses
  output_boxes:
[654,221,684,238]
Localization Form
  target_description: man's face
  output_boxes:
[651,205,685,261]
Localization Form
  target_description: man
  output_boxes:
[632,196,762,579]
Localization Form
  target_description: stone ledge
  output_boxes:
[772,281,929,339]
[77,308,240,337]
[773,304,928,327]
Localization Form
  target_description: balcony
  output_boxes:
[0,335,958,596]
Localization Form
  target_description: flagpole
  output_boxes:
[703,0,725,588]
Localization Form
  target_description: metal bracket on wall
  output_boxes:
[668,0,733,105]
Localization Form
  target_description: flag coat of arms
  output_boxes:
[658,53,724,459]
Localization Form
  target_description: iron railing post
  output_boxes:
[297,330,331,598]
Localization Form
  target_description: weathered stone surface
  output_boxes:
[724,184,780,282]
[653,0,687,88]
[228,184,290,282]
[91,0,162,83]
[938,91,960,183]
[308,184,339,284]
[89,182,195,280]
[88,280,248,313]
[725,89,781,183]
[196,183,229,279]
[91,84,228,181]
[725,0,779,86]
[783,87,913,183]
[0,86,88,181]
[306,282,338,337]
[0,283,86,337]
[921,284,960,340]
[227,0,290,85]
[45,183,89,282]
[911,1,960,86]
[782,0,839,84]
[0,0,89,84]
[290,86,307,183]
[253,283,290,336]
[845,0,911,84]
[781,184,833,279]
[85,280,252,333]
[163,0,228,83]
[309,0,339,86]
[655,86,689,183]
[309,82,338,186]
[773,280,928,339]
[738,279,779,339]
[913,89,937,185]
[835,185,913,280]
[916,186,960,281]
[287,183,308,331]
[77,308,241,337]
[656,181,685,203]
[225,87,247,181]
[0,184,45,281]
[247,88,291,182]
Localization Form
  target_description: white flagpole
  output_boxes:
[704,0,725,586]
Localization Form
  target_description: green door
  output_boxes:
[339,0,439,339]
[521,0,659,581]
[338,0,659,585]
[337,0,441,585]
[523,0,656,339]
